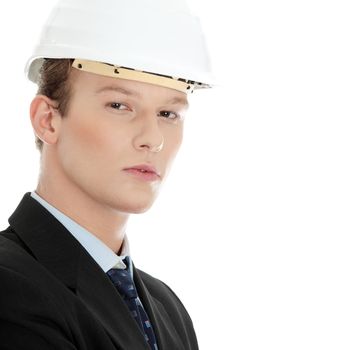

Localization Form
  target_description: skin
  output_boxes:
[30,68,189,253]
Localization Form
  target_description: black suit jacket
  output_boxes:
[0,193,199,350]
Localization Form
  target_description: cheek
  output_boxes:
[61,110,129,154]
[57,114,126,177]
[169,124,184,150]
[60,119,102,158]
[163,125,184,161]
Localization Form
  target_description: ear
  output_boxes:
[30,95,62,146]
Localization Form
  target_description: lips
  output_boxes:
[123,164,161,181]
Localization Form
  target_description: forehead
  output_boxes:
[71,69,189,107]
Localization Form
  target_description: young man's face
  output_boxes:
[51,69,188,214]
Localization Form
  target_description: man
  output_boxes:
[0,0,212,349]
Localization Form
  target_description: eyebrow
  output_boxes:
[96,85,189,107]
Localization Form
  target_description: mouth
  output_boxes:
[123,164,161,182]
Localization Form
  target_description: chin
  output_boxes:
[101,185,160,214]
[129,206,152,214]
[121,201,154,214]
[109,195,157,214]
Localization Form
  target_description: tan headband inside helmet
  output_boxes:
[72,59,208,94]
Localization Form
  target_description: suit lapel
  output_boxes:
[8,193,149,350]
[133,267,186,350]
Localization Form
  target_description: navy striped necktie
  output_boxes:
[107,257,158,350]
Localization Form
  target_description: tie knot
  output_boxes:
[107,258,138,300]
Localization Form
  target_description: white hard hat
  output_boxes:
[25,0,213,94]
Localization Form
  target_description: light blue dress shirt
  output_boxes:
[30,191,129,273]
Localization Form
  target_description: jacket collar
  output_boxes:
[9,192,80,289]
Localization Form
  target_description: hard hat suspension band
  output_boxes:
[72,59,205,94]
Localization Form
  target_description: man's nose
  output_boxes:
[133,113,164,153]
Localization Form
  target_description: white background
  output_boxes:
[1,1,350,349]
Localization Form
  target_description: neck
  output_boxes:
[36,171,130,254]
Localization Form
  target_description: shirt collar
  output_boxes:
[30,191,129,272]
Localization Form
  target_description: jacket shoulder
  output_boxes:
[137,268,189,310]
[136,268,198,343]
[0,233,78,348]
[0,228,35,268]
[0,232,67,317]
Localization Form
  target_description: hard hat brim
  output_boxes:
[71,59,211,94]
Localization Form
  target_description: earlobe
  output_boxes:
[30,95,61,146]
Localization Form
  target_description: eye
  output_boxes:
[109,102,129,110]
[158,110,179,120]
